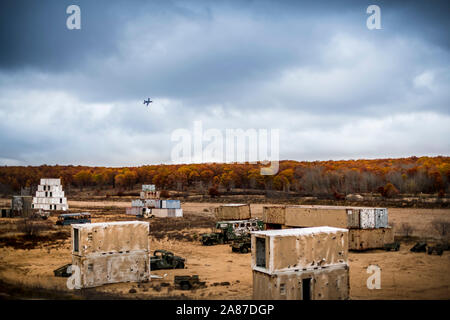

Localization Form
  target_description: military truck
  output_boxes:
[150,250,185,270]
[427,244,444,256]
[200,219,263,246]
[230,234,251,253]
[56,213,91,225]
[410,242,427,253]
[384,241,400,251]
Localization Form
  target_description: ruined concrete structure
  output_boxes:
[262,205,392,251]
[32,178,68,211]
[252,227,349,300]
[11,195,33,217]
[71,221,150,288]
[214,204,251,220]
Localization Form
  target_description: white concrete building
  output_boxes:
[32,178,68,211]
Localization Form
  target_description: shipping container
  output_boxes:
[375,208,388,228]
[349,227,394,251]
[253,264,349,300]
[142,184,156,192]
[40,178,61,186]
[71,251,149,289]
[214,204,251,220]
[71,221,149,256]
[359,209,376,229]
[251,227,348,275]
[165,200,181,209]
[262,206,286,225]
[285,206,348,228]
[144,199,160,208]
[125,207,141,216]
[149,208,168,218]
[346,209,360,228]
[131,199,144,207]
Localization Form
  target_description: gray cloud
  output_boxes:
[0,0,449,166]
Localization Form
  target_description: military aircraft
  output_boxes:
[143,98,153,106]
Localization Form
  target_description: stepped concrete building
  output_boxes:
[32,178,68,211]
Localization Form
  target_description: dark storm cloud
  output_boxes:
[0,0,449,165]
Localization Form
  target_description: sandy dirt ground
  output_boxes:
[0,200,449,299]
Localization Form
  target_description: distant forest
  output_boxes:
[0,156,449,197]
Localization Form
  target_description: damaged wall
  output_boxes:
[71,221,150,289]
[251,227,348,274]
[252,265,349,300]
[214,204,251,220]
[72,251,149,289]
[71,221,149,256]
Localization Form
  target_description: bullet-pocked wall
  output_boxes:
[71,221,149,256]
[72,251,149,289]
[70,221,150,289]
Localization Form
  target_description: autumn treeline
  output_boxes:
[0,156,449,197]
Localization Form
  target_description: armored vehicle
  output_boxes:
[174,275,206,290]
[384,241,400,251]
[427,244,444,256]
[200,219,263,246]
[230,235,251,253]
[150,250,185,270]
[410,241,427,253]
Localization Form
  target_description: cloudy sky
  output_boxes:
[0,0,449,166]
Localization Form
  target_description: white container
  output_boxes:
[131,199,144,207]
[251,227,348,275]
[126,207,142,216]
[71,221,149,256]
[360,209,376,229]
[142,184,156,192]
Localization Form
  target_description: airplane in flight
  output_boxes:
[143,98,153,106]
